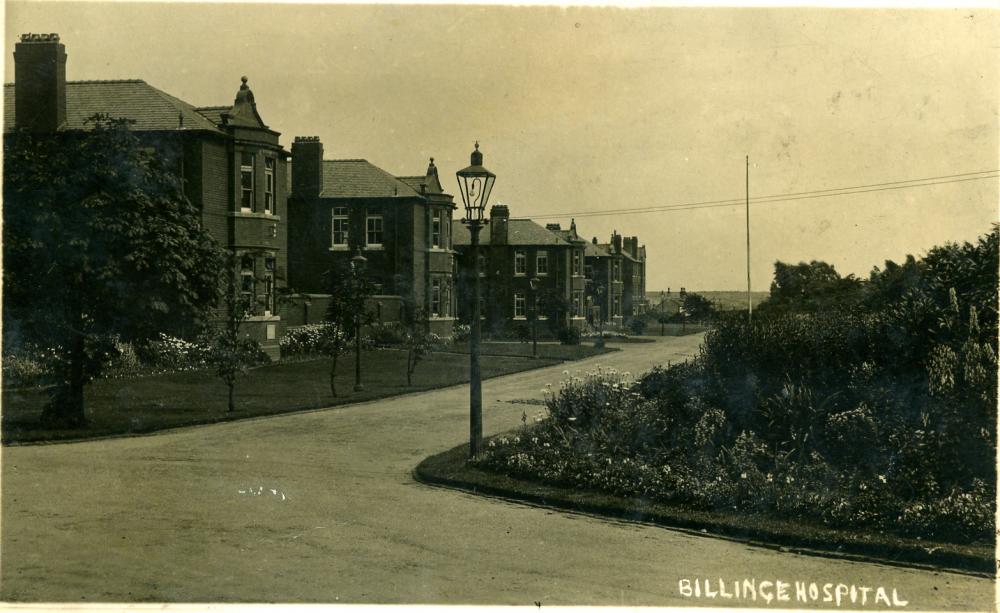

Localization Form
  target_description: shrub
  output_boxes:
[452,323,471,344]
[624,317,646,336]
[280,323,339,358]
[139,333,209,372]
[366,322,407,348]
[557,326,581,345]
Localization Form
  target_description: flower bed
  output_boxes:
[471,367,994,545]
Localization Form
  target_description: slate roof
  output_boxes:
[320,160,423,199]
[3,80,225,134]
[452,218,571,247]
[550,228,586,244]
[584,241,611,258]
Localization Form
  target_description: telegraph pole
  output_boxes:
[746,155,752,324]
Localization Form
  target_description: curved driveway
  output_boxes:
[1,335,993,607]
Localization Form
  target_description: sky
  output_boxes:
[5,2,998,292]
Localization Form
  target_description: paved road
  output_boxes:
[1,335,994,608]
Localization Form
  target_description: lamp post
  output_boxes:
[595,285,606,348]
[351,248,367,392]
[456,142,496,459]
[660,290,665,337]
[529,276,540,358]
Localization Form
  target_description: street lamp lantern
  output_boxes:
[529,276,540,359]
[351,248,367,392]
[458,142,496,459]
[595,285,606,348]
[455,142,496,223]
[351,249,367,272]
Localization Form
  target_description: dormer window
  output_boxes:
[264,157,275,214]
[240,152,255,212]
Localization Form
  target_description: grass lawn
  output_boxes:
[415,442,994,576]
[643,323,710,336]
[440,342,618,360]
[1,346,600,445]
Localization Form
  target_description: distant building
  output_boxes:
[452,205,587,337]
[286,136,458,334]
[3,33,290,358]
[585,231,647,324]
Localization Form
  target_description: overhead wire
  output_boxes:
[527,169,999,220]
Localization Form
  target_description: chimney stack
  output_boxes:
[489,204,509,245]
[14,33,67,132]
[611,231,623,254]
[291,136,324,198]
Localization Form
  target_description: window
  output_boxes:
[432,212,442,248]
[240,152,255,212]
[431,279,442,317]
[613,295,621,317]
[366,214,383,247]
[264,157,275,214]
[443,212,451,249]
[240,255,255,313]
[572,250,582,276]
[613,259,621,282]
[514,250,526,275]
[536,251,549,276]
[514,292,526,318]
[572,292,582,316]
[262,257,276,315]
[332,207,349,248]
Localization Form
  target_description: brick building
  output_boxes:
[3,33,290,358]
[452,205,586,337]
[584,231,647,324]
[286,136,458,335]
[584,237,623,325]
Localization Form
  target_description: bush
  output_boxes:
[280,323,338,358]
[557,326,581,345]
[365,322,407,348]
[625,317,646,335]
[138,333,209,372]
[452,323,471,344]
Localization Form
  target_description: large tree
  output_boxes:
[3,115,225,425]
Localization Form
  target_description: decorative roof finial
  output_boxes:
[426,156,438,178]
[240,75,249,88]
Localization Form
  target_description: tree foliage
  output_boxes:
[3,115,225,425]
[763,260,864,313]
[203,252,269,412]
[322,259,375,397]
[403,309,440,386]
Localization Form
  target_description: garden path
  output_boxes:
[1,334,993,607]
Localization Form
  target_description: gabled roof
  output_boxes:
[3,80,225,134]
[452,218,572,247]
[398,158,445,195]
[320,159,423,199]
[584,241,611,258]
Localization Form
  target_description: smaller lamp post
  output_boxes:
[351,248,367,392]
[660,290,666,337]
[595,285,606,348]
[529,276,540,358]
